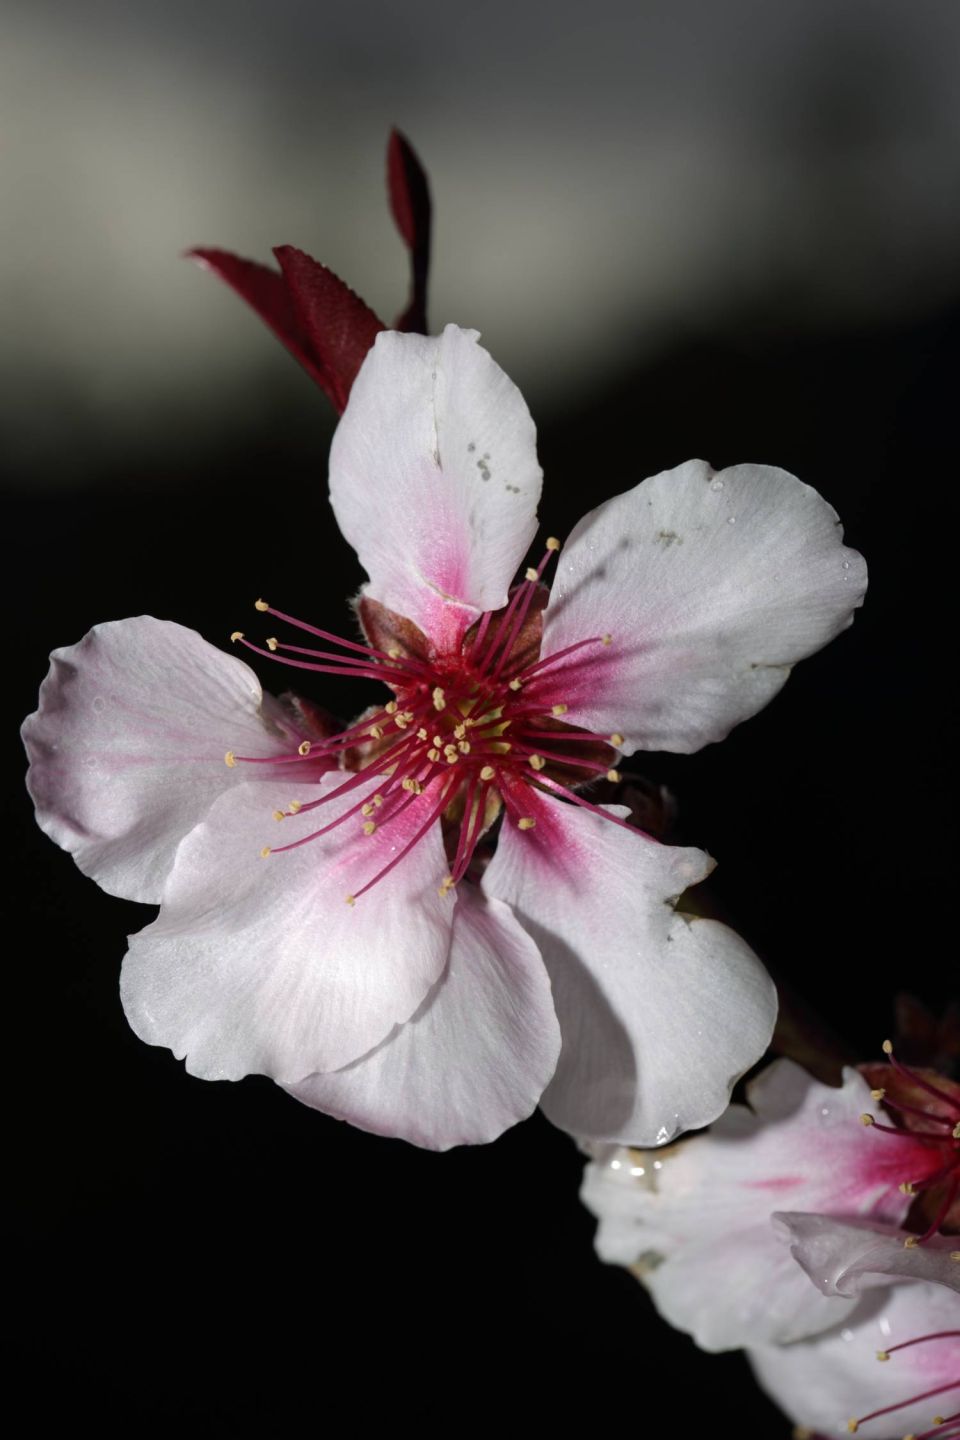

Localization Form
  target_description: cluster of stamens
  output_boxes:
[858,1041,960,1247]
[224,539,629,902]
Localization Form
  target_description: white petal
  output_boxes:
[284,887,561,1149]
[773,1214,960,1296]
[540,460,867,754]
[581,1061,930,1348]
[749,1282,960,1438]
[22,617,320,903]
[121,773,452,1082]
[482,791,777,1144]
[329,325,542,650]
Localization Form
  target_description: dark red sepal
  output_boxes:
[387,128,432,335]
[188,248,331,391]
[273,246,386,413]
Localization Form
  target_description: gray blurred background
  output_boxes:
[3,0,959,487]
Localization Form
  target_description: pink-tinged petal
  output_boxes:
[120,774,452,1082]
[21,617,326,905]
[387,128,431,335]
[273,246,385,413]
[773,1214,960,1296]
[581,1061,947,1349]
[539,460,867,755]
[482,791,777,1145]
[749,1282,960,1439]
[329,325,542,652]
[284,887,561,1149]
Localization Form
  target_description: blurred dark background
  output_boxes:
[7,0,958,1428]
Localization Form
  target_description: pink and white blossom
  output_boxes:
[581,1057,957,1349]
[748,1278,960,1440]
[23,324,867,1150]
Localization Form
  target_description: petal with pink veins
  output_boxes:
[329,325,542,652]
[749,1281,960,1439]
[21,617,327,904]
[538,460,867,755]
[774,1213,960,1296]
[482,792,777,1145]
[284,887,561,1149]
[581,1061,937,1349]
[120,773,452,1082]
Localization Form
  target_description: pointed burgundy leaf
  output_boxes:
[187,248,331,394]
[387,129,432,335]
[273,245,386,414]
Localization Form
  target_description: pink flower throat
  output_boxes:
[226,540,628,901]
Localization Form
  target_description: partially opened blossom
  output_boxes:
[581,1050,957,1349]
[24,323,867,1149]
[748,1277,960,1440]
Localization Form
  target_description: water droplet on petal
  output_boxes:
[710,479,724,492]
[655,1125,670,1145]
[727,515,737,525]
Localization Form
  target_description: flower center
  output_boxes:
[225,537,629,901]
[859,1042,960,1245]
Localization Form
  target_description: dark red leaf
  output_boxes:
[273,245,386,413]
[387,128,432,335]
[187,248,330,394]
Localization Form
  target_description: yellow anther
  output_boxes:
[953,1121,960,1139]
[445,751,458,765]
[602,634,613,646]
[952,1251,960,1261]
[508,678,523,691]
[289,801,301,814]
[610,732,625,747]
[876,1351,889,1362]
[903,1235,920,1248]
[432,686,446,711]
[345,894,356,907]
[417,727,428,741]
[524,566,538,582]
[546,536,561,551]
[387,647,402,659]
[793,1430,813,1440]
[427,748,441,763]
[480,765,495,781]
[361,803,374,817]
[552,704,568,716]
[607,769,621,783]
[260,846,271,858]
[395,712,411,729]
[362,821,376,835]
[298,741,311,756]
[870,1087,886,1101]
[517,816,537,831]
[255,598,269,611]
[265,637,278,651]
[859,1113,874,1126]
[230,631,244,643]
[224,751,236,768]
[458,741,471,755]
[899,1181,916,1195]
[432,735,443,748]
[369,725,384,740]
[438,876,455,897]
[882,1038,893,1055]
[373,793,384,807]
[401,777,422,794]
[385,700,398,714]
[847,1423,858,1435]
[273,810,285,822]
[529,755,545,771]
[454,723,467,740]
